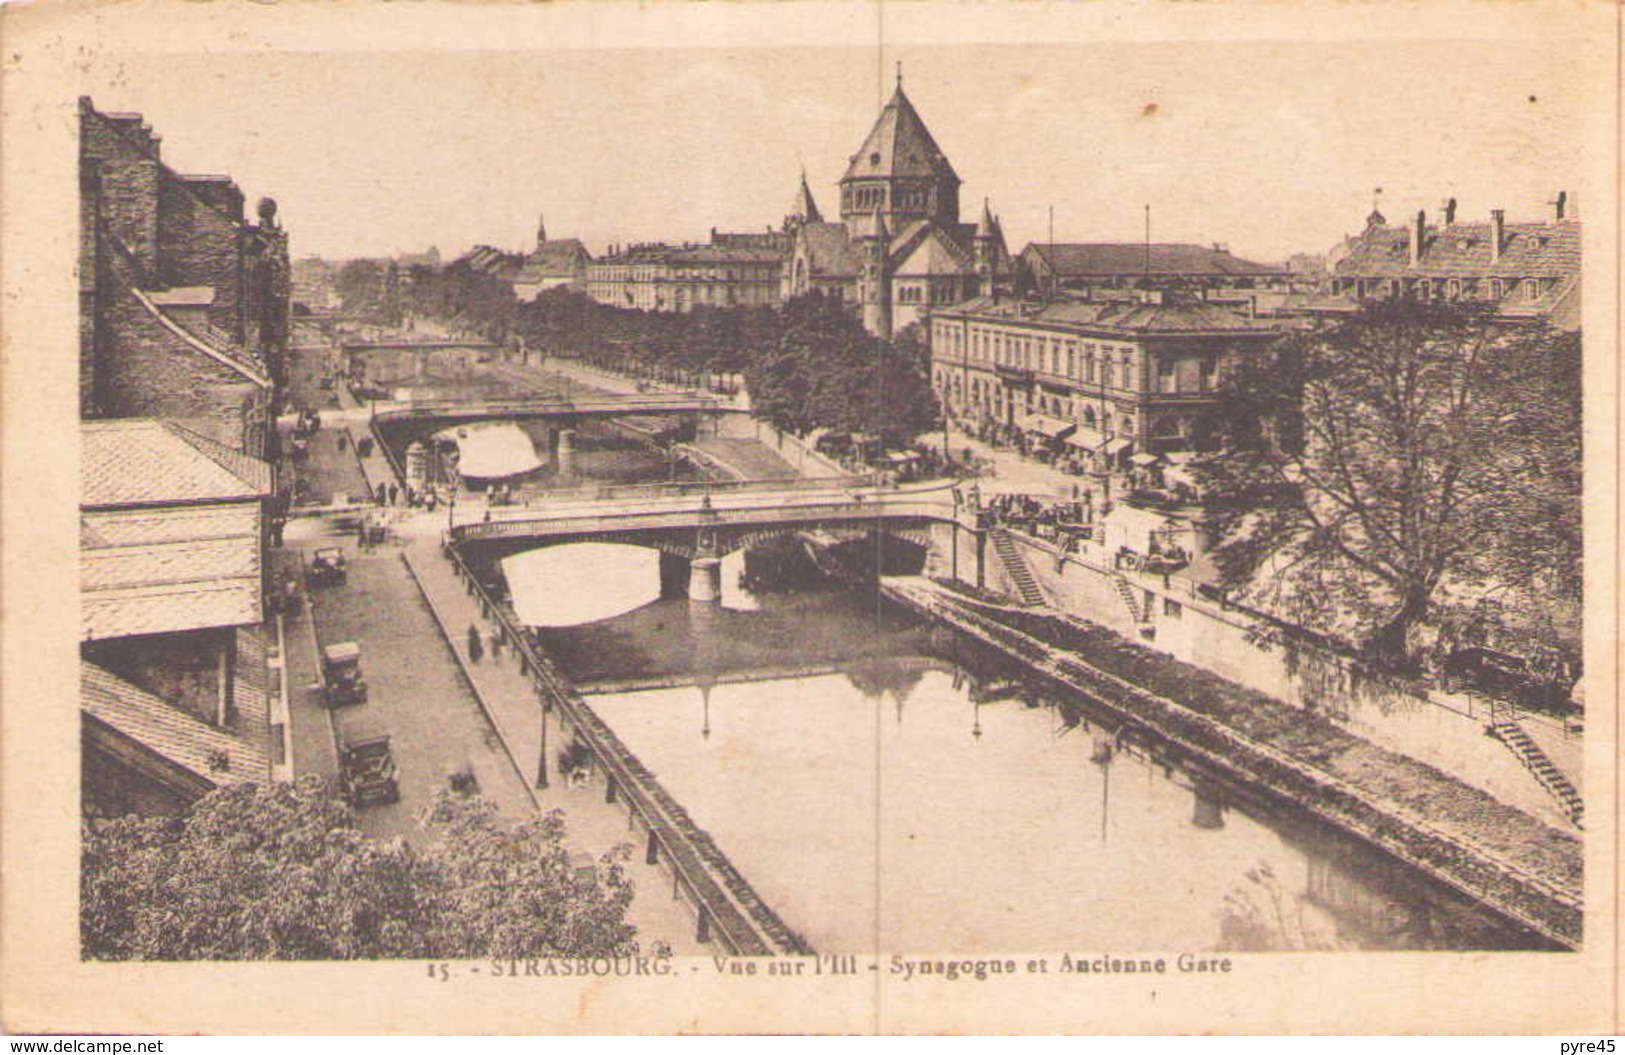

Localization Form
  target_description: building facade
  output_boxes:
[930,292,1278,470]
[587,240,785,312]
[781,78,1007,337]
[79,99,290,457]
[1322,195,1581,330]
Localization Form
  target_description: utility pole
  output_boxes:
[1143,204,1151,279]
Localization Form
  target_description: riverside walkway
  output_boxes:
[882,576,1583,950]
[406,539,810,956]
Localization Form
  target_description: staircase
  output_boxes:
[989,529,1046,608]
[1111,573,1157,638]
[1489,720,1584,828]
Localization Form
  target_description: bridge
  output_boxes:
[448,480,968,602]
[368,391,743,481]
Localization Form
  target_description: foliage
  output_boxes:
[333,259,402,325]
[82,777,638,961]
[1200,302,1581,664]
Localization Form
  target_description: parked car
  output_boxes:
[308,547,347,587]
[321,640,369,708]
[339,718,399,808]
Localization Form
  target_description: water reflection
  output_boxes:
[586,656,1535,954]
[503,543,660,626]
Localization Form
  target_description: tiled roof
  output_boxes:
[82,420,272,508]
[841,83,960,185]
[787,174,823,223]
[940,294,1275,335]
[891,222,976,275]
[798,222,859,278]
[82,662,267,788]
[84,580,262,640]
[1334,219,1579,280]
[81,502,263,640]
[1024,242,1284,279]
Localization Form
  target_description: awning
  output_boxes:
[1130,452,1161,468]
[1018,413,1076,440]
[1064,425,1107,450]
[1102,438,1132,458]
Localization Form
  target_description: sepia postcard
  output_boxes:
[0,0,1619,1036]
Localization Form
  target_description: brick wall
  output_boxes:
[98,253,269,452]
[84,626,236,728]
[159,174,246,341]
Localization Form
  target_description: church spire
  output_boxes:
[785,168,823,228]
[536,213,547,247]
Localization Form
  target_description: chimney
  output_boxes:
[1490,209,1505,263]
[1554,191,1567,221]
[1409,210,1426,266]
[1443,198,1457,226]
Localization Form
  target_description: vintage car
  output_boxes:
[339,719,399,808]
[308,546,347,587]
[321,640,369,708]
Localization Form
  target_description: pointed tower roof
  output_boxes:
[841,81,960,185]
[977,197,997,237]
[788,171,823,224]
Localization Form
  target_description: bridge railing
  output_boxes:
[440,541,812,955]
[503,473,878,505]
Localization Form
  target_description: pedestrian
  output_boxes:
[467,624,484,664]
[376,482,388,505]
[489,627,503,659]
[337,431,348,452]
[388,483,400,506]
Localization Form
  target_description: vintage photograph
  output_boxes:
[1,0,1616,1035]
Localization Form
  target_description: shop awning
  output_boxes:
[1064,425,1107,450]
[1018,414,1076,440]
[1130,452,1161,468]
[1102,438,1133,458]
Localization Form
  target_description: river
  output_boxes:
[505,540,1548,954]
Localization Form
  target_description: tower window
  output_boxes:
[871,152,881,166]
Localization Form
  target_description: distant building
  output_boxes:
[1320,195,1581,330]
[511,217,592,300]
[587,239,785,312]
[930,291,1278,472]
[79,98,290,457]
[80,419,275,817]
[782,76,1007,337]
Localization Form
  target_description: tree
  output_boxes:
[1202,302,1581,666]
[82,778,639,961]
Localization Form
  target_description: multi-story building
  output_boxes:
[781,75,1008,337]
[79,98,290,457]
[80,419,275,816]
[930,291,1278,472]
[1321,195,1581,330]
[587,239,785,312]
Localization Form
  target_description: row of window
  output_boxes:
[936,370,1140,438]
[1346,275,1548,302]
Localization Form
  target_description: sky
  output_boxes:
[79,33,1590,265]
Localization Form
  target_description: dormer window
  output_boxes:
[870,152,881,166]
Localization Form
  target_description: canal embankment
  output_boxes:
[432,540,814,956]
[880,576,1583,950]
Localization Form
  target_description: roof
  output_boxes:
[937,294,1277,336]
[83,661,267,788]
[796,222,860,278]
[81,502,263,640]
[841,83,960,186]
[82,420,272,508]
[1332,218,1580,280]
[787,173,823,224]
[515,239,590,282]
[891,223,976,276]
[147,286,216,307]
[1024,242,1285,279]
